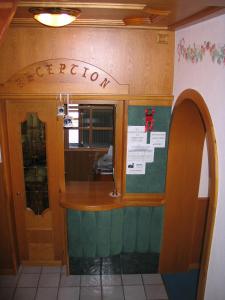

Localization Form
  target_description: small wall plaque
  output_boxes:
[157,33,168,44]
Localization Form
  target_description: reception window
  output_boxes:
[64,103,116,182]
[64,104,114,149]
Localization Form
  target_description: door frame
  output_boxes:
[160,89,218,300]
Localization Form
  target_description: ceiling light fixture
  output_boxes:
[29,7,81,27]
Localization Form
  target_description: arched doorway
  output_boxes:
[159,89,218,300]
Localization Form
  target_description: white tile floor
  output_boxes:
[0,266,169,300]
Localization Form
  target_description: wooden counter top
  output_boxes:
[60,181,123,211]
[60,181,165,211]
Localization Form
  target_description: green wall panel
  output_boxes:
[110,209,123,255]
[96,211,111,257]
[68,211,82,257]
[67,206,164,258]
[136,207,152,253]
[126,106,171,193]
[81,212,97,257]
[150,207,164,253]
[123,208,137,253]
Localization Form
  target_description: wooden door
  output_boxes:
[6,100,64,265]
[159,99,207,272]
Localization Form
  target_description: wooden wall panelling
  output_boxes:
[159,100,206,272]
[47,100,65,262]
[0,27,174,96]
[25,209,54,262]
[0,58,129,95]
[0,100,18,273]
[65,150,108,181]
[28,243,55,262]
[114,100,124,195]
[0,163,13,272]
[57,116,66,193]
[189,197,209,269]
[122,100,128,195]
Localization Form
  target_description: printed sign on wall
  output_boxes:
[126,126,166,175]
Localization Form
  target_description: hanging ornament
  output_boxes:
[144,107,155,132]
[57,93,65,116]
[62,94,74,127]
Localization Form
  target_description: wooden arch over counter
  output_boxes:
[159,89,218,300]
[0,58,129,95]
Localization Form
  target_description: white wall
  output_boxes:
[198,139,209,197]
[173,14,225,300]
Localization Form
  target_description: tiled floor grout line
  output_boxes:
[11,267,22,300]
[100,273,103,300]
[120,274,126,300]
[32,266,42,300]
[55,267,62,300]
[141,274,148,300]
[77,273,81,300]
[78,274,82,300]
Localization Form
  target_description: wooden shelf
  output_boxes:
[123,193,165,207]
[60,181,165,212]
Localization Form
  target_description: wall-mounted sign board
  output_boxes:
[126,105,171,193]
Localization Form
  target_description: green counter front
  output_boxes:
[67,206,164,274]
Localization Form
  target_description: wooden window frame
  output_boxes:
[64,104,114,150]
[63,99,124,196]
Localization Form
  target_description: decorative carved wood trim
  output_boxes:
[11,18,168,29]
[18,2,146,10]
[0,58,129,95]
[0,93,173,107]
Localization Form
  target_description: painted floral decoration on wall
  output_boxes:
[177,38,225,65]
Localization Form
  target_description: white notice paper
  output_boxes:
[144,145,155,163]
[126,126,156,174]
[127,126,147,145]
[126,145,155,174]
[126,161,146,175]
[150,132,166,148]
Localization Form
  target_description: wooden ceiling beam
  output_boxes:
[168,6,225,30]
[0,0,18,46]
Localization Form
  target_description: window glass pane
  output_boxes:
[92,130,113,147]
[21,113,48,215]
[69,129,79,145]
[68,129,90,147]
[79,109,90,127]
[81,129,90,146]
[67,104,90,128]
[93,109,113,127]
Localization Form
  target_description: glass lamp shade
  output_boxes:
[30,8,81,27]
[34,13,76,27]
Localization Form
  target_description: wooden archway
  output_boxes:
[159,89,218,300]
